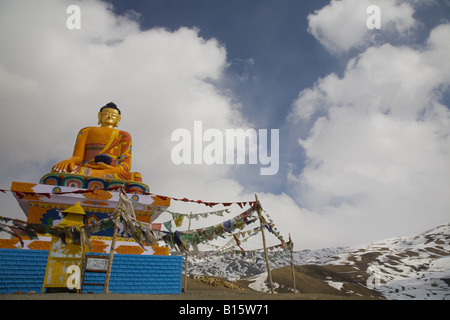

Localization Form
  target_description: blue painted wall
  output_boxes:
[0,249,182,294]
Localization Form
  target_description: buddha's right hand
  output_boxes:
[52,159,77,173]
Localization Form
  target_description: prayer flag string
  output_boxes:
[1,187,287,256]
[0,187,256,209]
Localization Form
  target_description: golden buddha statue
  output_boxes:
[46,102,145,186]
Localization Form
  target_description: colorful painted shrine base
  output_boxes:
[40,172,150,193]
[0,236,169,255]
[4,181,171,255]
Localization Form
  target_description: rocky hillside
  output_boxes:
[186,223,450,300]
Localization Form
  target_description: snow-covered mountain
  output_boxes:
[186,223,450,300]
[344,223,450,300]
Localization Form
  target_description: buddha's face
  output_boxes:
[98,107,121,128]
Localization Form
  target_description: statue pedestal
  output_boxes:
[40,172,150,193]
[7,181,170,255]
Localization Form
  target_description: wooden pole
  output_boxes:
[104,221,118,293]
[183,214,192,292]
[104,188,122,293]
[289,233,297,293]
[255,194,274,294]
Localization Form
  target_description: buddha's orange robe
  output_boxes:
[73,127,142,182]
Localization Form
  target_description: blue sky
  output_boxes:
[103,0,450,197]
[108,0,336,125]
[107,0,342,195]
[0,0,449,249]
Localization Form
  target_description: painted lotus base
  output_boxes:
[40,173,150,193]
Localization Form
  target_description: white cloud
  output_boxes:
[289,22,450,246]
[0,0,249,222]
[307,0,417,54]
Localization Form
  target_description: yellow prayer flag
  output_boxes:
[174,216,184,227]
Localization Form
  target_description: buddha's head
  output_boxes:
[98,102,121,128]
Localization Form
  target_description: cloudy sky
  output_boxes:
[0,0,449,250]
